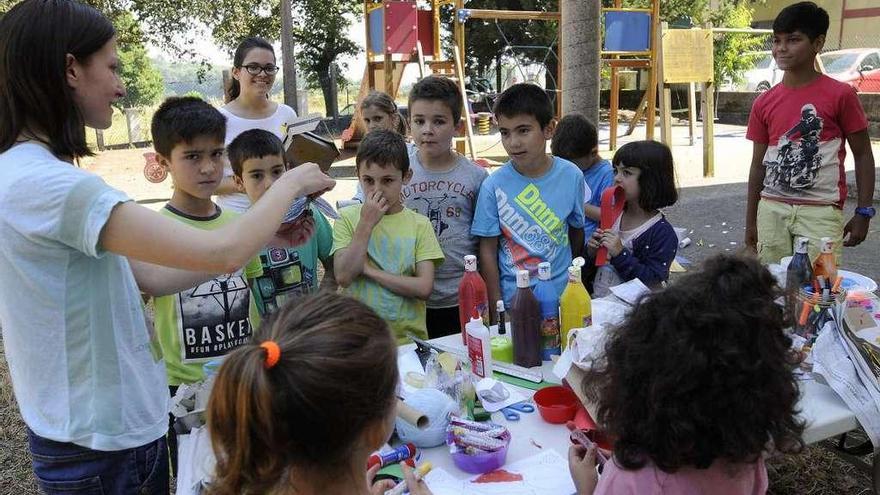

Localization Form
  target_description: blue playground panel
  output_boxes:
[604,11,651,52]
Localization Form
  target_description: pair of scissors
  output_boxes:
[500,401,535,421]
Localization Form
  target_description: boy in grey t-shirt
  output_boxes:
[402,76,488,338]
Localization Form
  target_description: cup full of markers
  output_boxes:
[795,274,846,341]
[446,415,511,474]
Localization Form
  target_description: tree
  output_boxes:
[451,0,560,91]
[561,0,600,123]
[114,13,164,108]
[613,0,765,85]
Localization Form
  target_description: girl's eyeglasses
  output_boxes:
[242,64,279,76]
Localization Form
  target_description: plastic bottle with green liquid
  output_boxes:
[559,257,592,350]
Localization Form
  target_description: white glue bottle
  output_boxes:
[466,313,493,379]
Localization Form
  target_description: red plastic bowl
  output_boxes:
[533,386,579,424]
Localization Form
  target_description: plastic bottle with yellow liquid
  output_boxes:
[559,257,592,350]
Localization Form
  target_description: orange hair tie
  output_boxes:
[260,341,281,369]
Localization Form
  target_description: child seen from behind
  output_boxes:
[570,254,804,495]
[206,293,432,495]
[587,140,678,296]
[333,130,444,344]
[403,76,488,338]
[229,129,336,317]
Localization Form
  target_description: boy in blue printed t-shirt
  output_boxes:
[471,84,586,320]
[551,113,614,241]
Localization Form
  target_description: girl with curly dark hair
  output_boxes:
[569,254,804,494]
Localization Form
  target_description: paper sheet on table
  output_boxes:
[608,278,649,306]
[812,321,880,448]
[475,377,526,413]
[424,449,576,495]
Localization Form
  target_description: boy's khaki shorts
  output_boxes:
[756,199,843,265]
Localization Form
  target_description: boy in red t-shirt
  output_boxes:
[745,1,875,263]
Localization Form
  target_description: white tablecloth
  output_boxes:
[411,334,860,480]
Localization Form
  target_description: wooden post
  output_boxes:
[453,46,477,161]
[701,81,715,177]
[658,23,672,146]
[609,67,619,151]
[384,53,394,95]
[280,0,299,113]
[645,0,660,140]
[687,82,696,146]
[454,0,465,62]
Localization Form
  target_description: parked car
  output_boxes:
[820,48,880,92]
[740,51,782,92]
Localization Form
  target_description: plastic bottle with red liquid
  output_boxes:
[812,237,838,289]
[510,269,542,368]
[458,255,489,345]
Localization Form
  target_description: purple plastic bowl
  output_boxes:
[448,431,512,474]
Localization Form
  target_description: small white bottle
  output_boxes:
[466,314,494,379]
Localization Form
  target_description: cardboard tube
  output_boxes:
[397,399,429,430]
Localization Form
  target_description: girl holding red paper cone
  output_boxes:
[587,141,679,296]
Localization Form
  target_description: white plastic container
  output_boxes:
[466,315,494,379]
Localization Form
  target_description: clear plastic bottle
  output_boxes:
[786,237,813,323]
[466,314,493,379]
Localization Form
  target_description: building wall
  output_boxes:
[751,0,878,50]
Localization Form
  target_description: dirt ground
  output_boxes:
[1,124,879,494]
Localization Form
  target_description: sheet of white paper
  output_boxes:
[608,278,649,306]
[424,449,576,495]
[475,377,526,413]
[812,321,880,447]
[552,349,575,381]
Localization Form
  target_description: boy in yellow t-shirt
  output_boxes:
[332,130,444,344]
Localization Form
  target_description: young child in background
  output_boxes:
[745,1,875,264]
[551,113,614,241]
[229,129,336,317]
[333,130,444,344]
[471,83,585,317]
[215,37,298,214]
[350,90,413,204]
[569,254,804,495]
[361,90,409,136]
[206,293,432,495]
[587,140,678,296]
[403,76,488,338]
[149,97,263,472]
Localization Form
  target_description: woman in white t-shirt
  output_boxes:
[215,37,298,213]
[0,2,333,492]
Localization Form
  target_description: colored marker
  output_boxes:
[367,443,417,470]
[569,428,609,466]
[385,462,432,495]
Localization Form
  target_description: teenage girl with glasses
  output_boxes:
[216,37,299,213]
